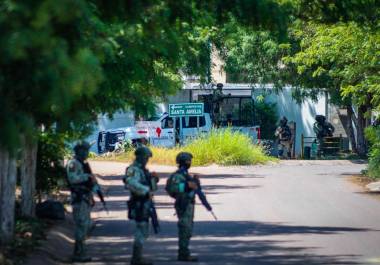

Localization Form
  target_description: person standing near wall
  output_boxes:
[275,117,292,159]
[313,115,335,156]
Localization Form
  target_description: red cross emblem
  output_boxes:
[156,127,162,137]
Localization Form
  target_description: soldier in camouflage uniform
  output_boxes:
[66,141,95,262]
[166,152,198,262]
[212,83,225,127]
[275,117,292,159]
[313,115,335,156]
[123,146,159,265]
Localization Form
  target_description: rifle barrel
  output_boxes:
[211,211,218,221]
[193,178,217,221]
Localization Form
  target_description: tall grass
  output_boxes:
[184,129,272,166]
[92,129,274,166]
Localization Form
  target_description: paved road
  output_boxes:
[85,160,380,265]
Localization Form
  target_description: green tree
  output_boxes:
[216,20,288,89]
[285,22,380,155]
[0,0,290,244]
[0,0,103,242]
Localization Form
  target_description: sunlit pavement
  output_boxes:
[85,160,380,265]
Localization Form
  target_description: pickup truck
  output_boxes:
[96,113,212,152]
[135,112,213,147]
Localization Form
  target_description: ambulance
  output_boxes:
[135,112,213,147]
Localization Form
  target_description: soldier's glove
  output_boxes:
[83,179,95,189]
[151,172,160,183]
[187,181,198,191]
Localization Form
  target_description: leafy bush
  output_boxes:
[2,217,47,264]
[241,101,278,139]
[88,151,98,158]
[254,101,278,140]
[185,129,273,165]
[93,129,274,166]
[365,126,380,179]
[36,131,68,196]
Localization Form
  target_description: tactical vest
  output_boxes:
[125,165,151,222]
[67,159,93,205]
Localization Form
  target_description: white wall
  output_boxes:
[258,87,326,155]
[187,84,327,155]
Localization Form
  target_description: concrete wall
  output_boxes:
[259,87,326,155]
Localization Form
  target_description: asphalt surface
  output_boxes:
[84,160,380,265]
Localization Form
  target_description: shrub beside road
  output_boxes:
[93,130,274,166]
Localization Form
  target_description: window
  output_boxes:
[162,117,174,128]
[182,116,206,128]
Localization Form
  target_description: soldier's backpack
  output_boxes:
[165,173,177,198]
[280,126,292,141]
[123,166,131,188]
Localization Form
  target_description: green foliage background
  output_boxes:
[365,127,380,179]
[36,131,68,196]
[254,101,278,140]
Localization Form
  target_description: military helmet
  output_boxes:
[74,141,91,154]
[176,152,193,165]
[135,146,153,158]
[315,115,326,123]
[280,116,288,126]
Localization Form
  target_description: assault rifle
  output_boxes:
[192,176,217,221]
[149,200,160,234]
[146,171,161,234]
[83,161,109,214]
[93,183,109,214]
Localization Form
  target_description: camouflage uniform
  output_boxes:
[275,117,292,159]
[168,168,195,258]
[66,158,93,262]
[212,83,225,127]
[123,147,158,265]
[313,115,335,156]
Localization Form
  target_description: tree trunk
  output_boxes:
[20,140,38,217]
[356,105,368,157]
[0,148,17,244]
[346,104,358,153]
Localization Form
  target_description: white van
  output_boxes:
[135,113,212,147]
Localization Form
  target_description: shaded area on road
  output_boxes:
[88,219,366,265]
[85,161,376,265]
[96,172,262,197]
[91,219,374,240]
[25,161,376,265]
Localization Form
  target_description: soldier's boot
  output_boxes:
[72,240,92,263]
[178,247,198,262]
[131,245,153,265]
[178,255,198,262]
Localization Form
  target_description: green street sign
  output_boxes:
[169,103,204,117]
